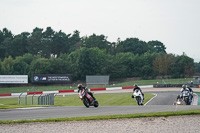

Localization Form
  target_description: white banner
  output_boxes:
[0,75,28,84]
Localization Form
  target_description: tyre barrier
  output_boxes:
[153,84,200,88]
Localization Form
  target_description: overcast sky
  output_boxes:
[1,0,200,62]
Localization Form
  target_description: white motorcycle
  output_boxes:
[182,90,191,105]
[132,89,144,105]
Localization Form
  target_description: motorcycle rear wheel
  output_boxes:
[94,100,99,107]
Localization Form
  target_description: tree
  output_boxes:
[1,38,12,57]
[47,57,69,74]
[68,30,82,53]
[147,40,166,53]
[195,62,200,73]
[68,47,107,80]
[27,27,43,55]
[29,58,49,74]
[153,54,175,76]
[41,27,55,58]
[0,59,2,74]
[0,45,6,59]
[117,38,148,55]
[52,30,70,56]
[13,56,29,75]
[0,29,4,44]
[1,56,14,74]
[11,34,26,57]
[139,52,158,78]
[82,34,111,51]
[172,53,195,77]
[0,28,13,58]
[107,53,132,78]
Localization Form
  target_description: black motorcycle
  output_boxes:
[78,89,99,108]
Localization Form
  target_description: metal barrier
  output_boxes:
[38,93,55,105]
[19,93,55,105]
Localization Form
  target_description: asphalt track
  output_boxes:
[146,91,179,105]
[0,89,200,121]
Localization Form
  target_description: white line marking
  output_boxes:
[144,93,157,106]
[16,107,47,110]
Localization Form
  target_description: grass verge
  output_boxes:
[0,109,200,124]
[0,93,154,109]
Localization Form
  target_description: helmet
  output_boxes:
[177,95,181,99]
[182,85,186,89]
[134,84,138,88]
[77,84,83,89]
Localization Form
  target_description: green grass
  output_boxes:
[55,93,154,106]
[0,96,50,109]
[0,78,193,94]
[0,109,200,124]
[0,93,154,109]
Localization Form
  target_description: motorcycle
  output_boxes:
[174,95,183,105]
[79,89,99,108]
[132,89,144,105]
[182,90,191,105]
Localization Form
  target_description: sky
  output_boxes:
[0,0,200,62]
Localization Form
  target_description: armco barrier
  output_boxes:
[0,85,153,97]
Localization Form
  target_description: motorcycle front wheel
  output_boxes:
[185,97,190,105]
[136,96,142,105]
[83,97,90,108]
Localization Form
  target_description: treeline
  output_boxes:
[0,27,197,81]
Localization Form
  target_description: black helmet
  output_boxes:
[77,84,83,89]
[134,84,138,88]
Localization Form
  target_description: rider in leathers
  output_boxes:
[77,84,94,103]
[180,85,192,102]
[132,84,144,100]
[187,85,193,100]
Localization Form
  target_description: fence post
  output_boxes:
[18,93,23,105]
[38,94,42,105]
[37,93,55,105]
[32,94,35,105]
[25,95,27,105]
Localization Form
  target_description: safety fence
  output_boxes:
[18,93,55,105]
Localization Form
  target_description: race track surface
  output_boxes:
[0,87,199,121]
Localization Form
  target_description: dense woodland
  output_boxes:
[0,27,199,82]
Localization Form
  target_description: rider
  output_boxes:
[177,94,181,100]
[180,85,192,101]
[133,84,144,100]
[77,84,94,98]
[186,85,193,100]
[180,85,189,96]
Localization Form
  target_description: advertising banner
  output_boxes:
[0,75,28,84]
[32,74,72,83]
